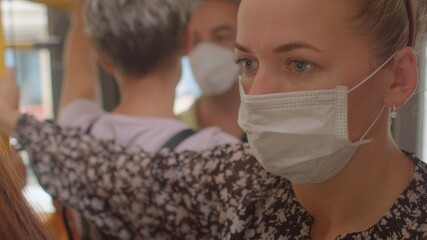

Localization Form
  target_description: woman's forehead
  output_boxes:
[236,0,357,51]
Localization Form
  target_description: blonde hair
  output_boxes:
[351,0,427,60]
[0,149,51,240]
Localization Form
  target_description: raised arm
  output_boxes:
[59,1,100,111]
[0,67,260,239]
[13,114,256,238]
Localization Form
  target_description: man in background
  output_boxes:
[179,0,245,140]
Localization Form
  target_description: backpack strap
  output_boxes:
[161,129,196,150]
[84,117,98,134]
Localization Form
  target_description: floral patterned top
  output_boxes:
[16,115,427,239]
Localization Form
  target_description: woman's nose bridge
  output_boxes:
[247,65,282,95]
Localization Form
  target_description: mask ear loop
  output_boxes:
[348,52,397,94]
[405,0,416,47]
[359,106,386,141]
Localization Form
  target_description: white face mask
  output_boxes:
[238,53,395,183]
[189,43,239,96]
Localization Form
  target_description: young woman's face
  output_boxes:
[235,0,394,141]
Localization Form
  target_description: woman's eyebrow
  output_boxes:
[235,42,251,52]
[235,41,323,53]
[273,41,323,53]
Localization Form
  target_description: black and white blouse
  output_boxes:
[16,115,427,239]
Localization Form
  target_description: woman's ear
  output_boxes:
[383,47,418,108]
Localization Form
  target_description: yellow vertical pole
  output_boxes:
[0,2,9,147]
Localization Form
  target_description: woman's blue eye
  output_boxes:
[239,59,258,71]
[290,60,313,74]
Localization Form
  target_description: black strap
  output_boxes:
[161,129,196,150]
[84,117,98,135]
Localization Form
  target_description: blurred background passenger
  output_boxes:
[58,0,239,238]
[59,0,237,154]
[179,0,245,140]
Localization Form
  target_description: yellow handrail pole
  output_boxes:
[0,1,9,147]
[30,0,73,10]
[5,42,35,50]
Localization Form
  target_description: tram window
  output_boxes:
[175,56,201,115]
[2,0,55,216]
[6,49,53,119]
